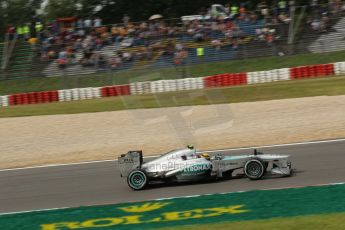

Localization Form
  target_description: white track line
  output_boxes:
[1,181,344,216]
[202,138,345,153]
[1,138,344,173]
[0,207,72,216]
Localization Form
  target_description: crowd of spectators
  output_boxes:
[7,1,343,72]
[307,0,345,33]
[34,7,280,71]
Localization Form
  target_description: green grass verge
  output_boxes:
[159,212,345,230]
[1,50,345,95]
[0,76,345,118]
[2,184,345,230]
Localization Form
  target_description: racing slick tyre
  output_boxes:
[127,170,148,190]
[244,159,265,180]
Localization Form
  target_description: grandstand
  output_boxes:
[0,3,344,87]
[21,17,267,78]
[308,17,345,53]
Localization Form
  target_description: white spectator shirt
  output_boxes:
[77,19,84,28]
[78,29,85,37]
[175,43,183,51]
[94,18,102,27]
[123,15,130,25]
[59,51,67,59]
[84,19,92,28]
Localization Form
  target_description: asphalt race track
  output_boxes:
[1,140,345,214]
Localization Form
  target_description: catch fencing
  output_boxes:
[1,61,344,107]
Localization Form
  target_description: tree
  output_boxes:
[0,0,43,37]
[45,0,80,19]
[0,0,322,37]
[44,0,107,19]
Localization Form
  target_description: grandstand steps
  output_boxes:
[2,41,34,79]
[132,51,164,69]
[44,65,97,77]
[43,59,97,78]
[100,44,118,56]
[307,17,345,53]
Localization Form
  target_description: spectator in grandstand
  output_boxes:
[277,0,288,14]
[278,12,292,23]
[257,0,269,18]
[97,54,108,69]
[57,58,67,69]
[77,19,84,29]
[163,39,175,57]
[7,24,16,40]
[320,12,329,30]
[39,40,49,57]
[84,18,92,29]
[174,48,188,66]
[73,39,83,51]
[310,20,319,31]
[122,51,133,62]
[227,25,243,40]
[94,36,103,50]
[80,48,95,67]
[58,49,67,60]
[47,50,57,60]
[137,46,152,60]
[211,38,223,51]
[232,40,239,49]
[121,37,134,48]
[230,4,239,19]
[94,17,103,27]
[329,0,345,15]
[193,31,205,42]
[237,4,247,20]
[13,1,298,74]
[123,14,131,27]
[28,36,38,46]
[66,46,77,62]
[310,13,328,32]
[175,42,183,51]
[224,4,230,15]
[109,54,122,70]
[266,31,275,46]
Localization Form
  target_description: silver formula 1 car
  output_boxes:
[119,147,292,190]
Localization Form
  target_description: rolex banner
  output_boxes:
[1,184,345,230]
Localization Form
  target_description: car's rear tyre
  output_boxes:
[127,170,148,190]
[244,159,265,180]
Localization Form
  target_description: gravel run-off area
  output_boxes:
[0,95,344,169]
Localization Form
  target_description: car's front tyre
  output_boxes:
[127,170,148,190]
[244,159,265,180]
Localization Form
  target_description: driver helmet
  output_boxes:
[200,153,210,160]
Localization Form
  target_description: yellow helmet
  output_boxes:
[200,153,210,159]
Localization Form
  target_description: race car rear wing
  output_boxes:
[118,151,143,177]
